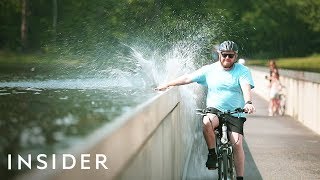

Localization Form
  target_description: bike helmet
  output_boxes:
[218,41,239,53]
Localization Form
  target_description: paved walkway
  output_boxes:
[185,93,320,180]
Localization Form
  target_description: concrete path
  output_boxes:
[185,93,320,180]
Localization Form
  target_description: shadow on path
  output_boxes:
[243,139,263,180]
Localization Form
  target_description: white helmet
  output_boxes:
[218,41,239,53]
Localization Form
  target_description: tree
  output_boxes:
[52,0,57,43]
[20,0,29,51]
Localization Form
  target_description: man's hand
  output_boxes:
[154,74,193,91]
[244,104,255,114]
[155,84,170,91]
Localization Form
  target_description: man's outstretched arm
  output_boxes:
[155,74,193,91]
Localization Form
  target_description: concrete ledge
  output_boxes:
[18,85,205,180]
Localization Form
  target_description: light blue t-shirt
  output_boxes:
[191,62,254,117]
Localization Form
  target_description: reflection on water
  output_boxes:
[0,86,156,179]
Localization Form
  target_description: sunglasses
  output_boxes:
[221,53,235,58]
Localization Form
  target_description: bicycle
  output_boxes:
[276,86,286,116]
[196,108,246,180]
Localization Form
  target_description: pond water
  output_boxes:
[0,79,156,178]
[0,43,205,179]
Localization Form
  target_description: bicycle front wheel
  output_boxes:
[228,150,236,180]
[222,150,228,180]
[218,152,223,180]
[218,148,235,180]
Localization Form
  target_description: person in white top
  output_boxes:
[269,71,282,116]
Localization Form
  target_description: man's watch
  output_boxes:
[245,101,253,105]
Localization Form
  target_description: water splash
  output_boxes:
[0,14,222,92]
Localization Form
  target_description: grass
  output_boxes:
[246,54,320,73]
[1,50,320,73]
[0,50,41,64]
[0,50,82,65]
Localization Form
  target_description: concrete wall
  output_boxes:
[120,86,205,180]
[251,67,320,135]
[18,86,205,180]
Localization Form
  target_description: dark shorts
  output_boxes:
[206,107,246,135]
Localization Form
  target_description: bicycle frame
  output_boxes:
[216,115,236,180]
[196,108,245,180]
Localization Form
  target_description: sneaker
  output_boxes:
[206,153,217,169]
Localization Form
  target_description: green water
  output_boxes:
[0,86,156,178]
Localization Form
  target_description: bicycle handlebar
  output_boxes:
[196,108,246,116]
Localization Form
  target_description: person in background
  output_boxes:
[268,71,282,116]
[265,60,280,116]
[155,41,255,180]
[267,60,279,82]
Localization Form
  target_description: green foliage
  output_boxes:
[288,0,320,32]
[247,54,320,73]
[0,0,319,59]
[0,0,21,49]
[239,0,320,58]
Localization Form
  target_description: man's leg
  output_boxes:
[203,114,219,169]
[230,132,245,177]
[203,113,219,148]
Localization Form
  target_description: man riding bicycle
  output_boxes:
[156,41,255,180]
